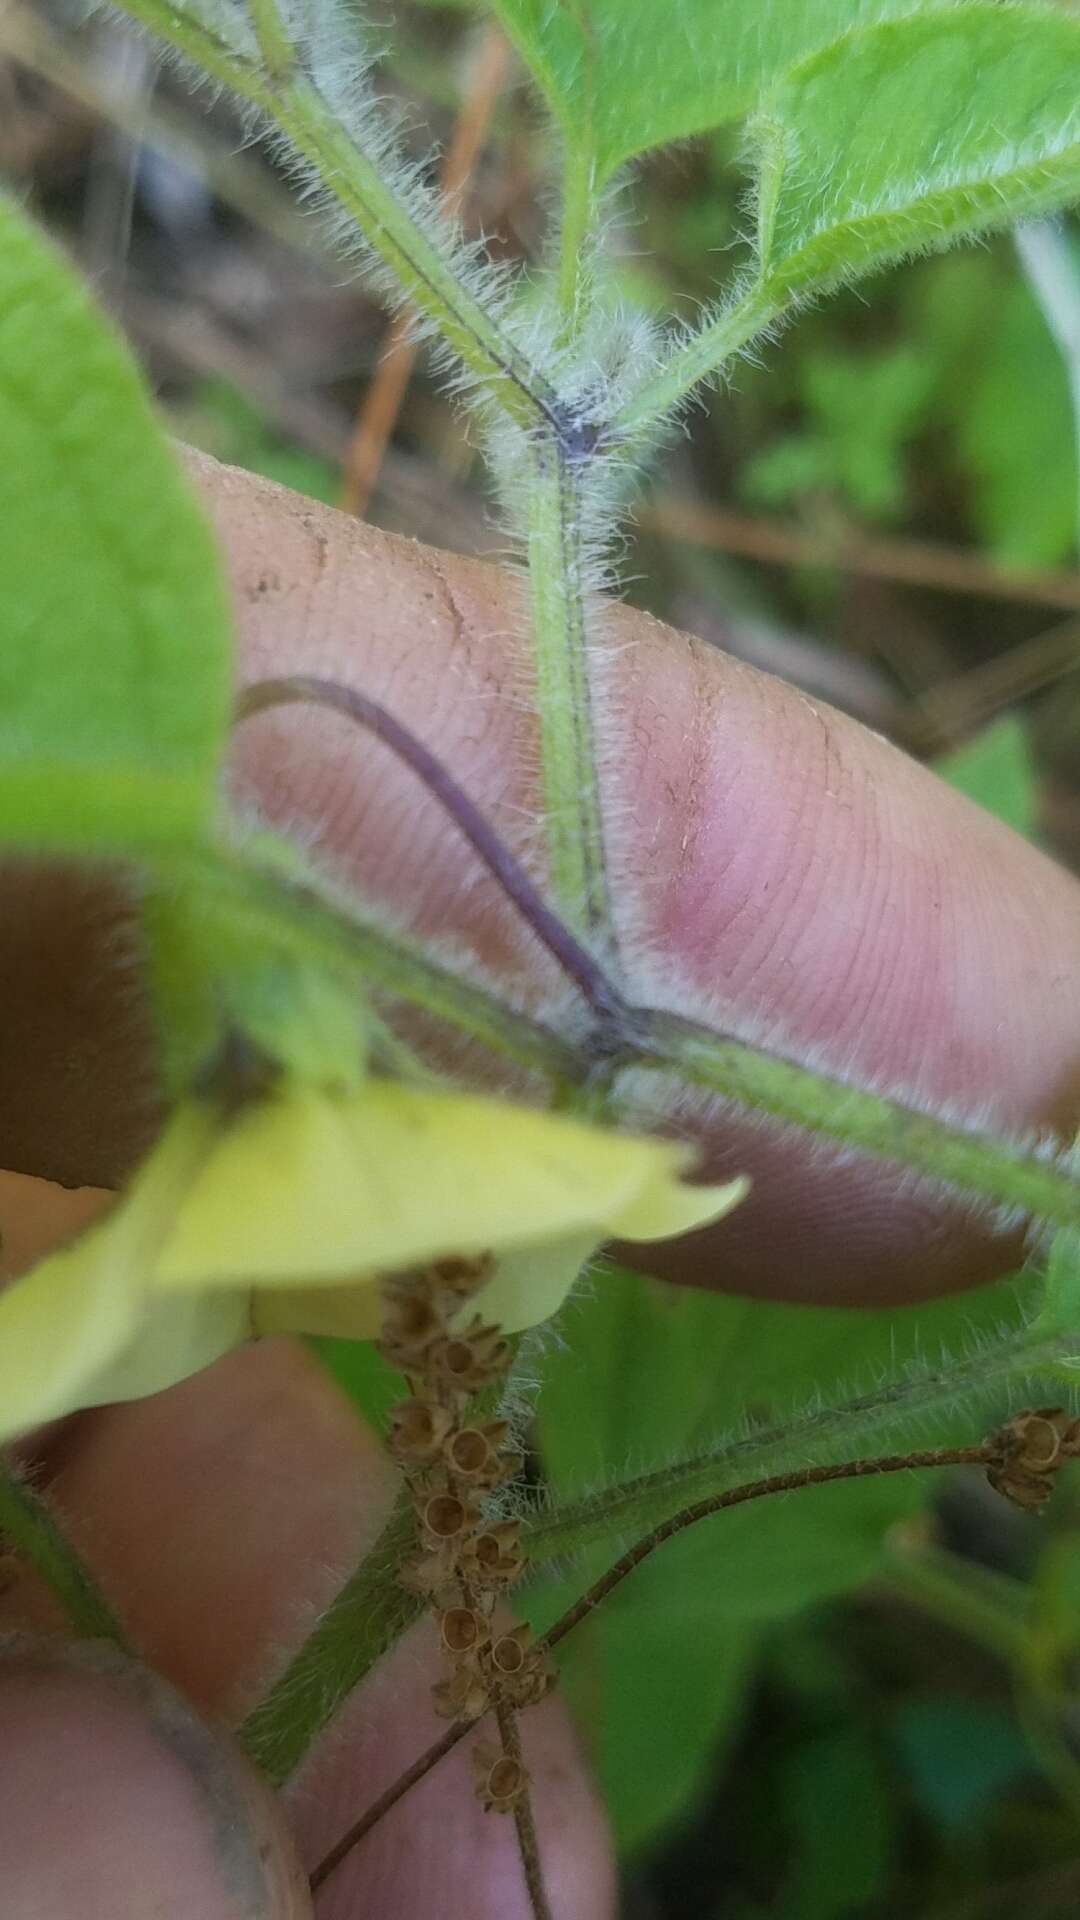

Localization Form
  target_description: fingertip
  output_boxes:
[0,1638,312,1918]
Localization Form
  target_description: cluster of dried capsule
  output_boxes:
[381,1257,553,1809]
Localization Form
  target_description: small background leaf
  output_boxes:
[937,715,1039,837]
[906,248,1080,570]
[0,197,231,853]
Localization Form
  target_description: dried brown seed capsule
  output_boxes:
[428,1253,495,1299]
[986,1406,1080,1513]
[490,1627,531,1676]
[444,1421,515,1483]
[379,1287,446,1366]
[437,1318,511,1393]
[422,1492,475,1540]
[439,1606,489,1658]
[433,1666,490,1721]
[472,1742,528,1813]
[459,1521,527,1588]
[389,1398,455,1462]
[503,1662,556,1710]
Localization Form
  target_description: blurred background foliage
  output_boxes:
[5,1,1080,1910]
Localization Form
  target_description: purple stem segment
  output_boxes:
[234,675,628,1030]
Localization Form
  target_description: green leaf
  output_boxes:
[0,196,231,855]
[1029,1227,1080,1340]
[956,276,1080,569]
[552,1585,757,1855]
[779,1725,894,1918]
[754,7,1080,301]
[891,1697,1032,1828]
[744,343,934,520]
[906,247,1080,570]
[937,716,1038,837]
[487,0,957,189]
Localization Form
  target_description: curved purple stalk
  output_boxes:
[235,675,628,1030]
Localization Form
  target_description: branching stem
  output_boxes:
[611,279,786,437]
[309,1441,989,1897]
[109,0,558,432]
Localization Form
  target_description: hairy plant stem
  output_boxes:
[521,1322,1073,1566]
[525,442,615,944]
[309,1441,989,1892]
[239,1488,421,1786]
[612,279,786,438]
[0,1460,128,1647]
[557,151,599,333]
[643,1009,1080,1233]
[177,831,1080,1231]
[110,0,557,434]
[115,0,620,960]
[104,6,1080,1241]
[167,841,586,1085]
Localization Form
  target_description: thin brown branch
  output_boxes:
[539,1446,991,1655]
[307,1719,465,1895]
[340,23,510,516]
[309,1442,988,1898]
[496,1700,553,1920]
[647,497,1080,614]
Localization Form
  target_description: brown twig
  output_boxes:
[647,497,1080,614]
[339,23,510,516]
[537,1445,991,1655]
[307,1720,465,1893]
[309,1441,990,1897]
[495,1699,553,1920]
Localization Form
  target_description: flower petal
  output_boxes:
[610,1171,749,1241]
[74,1290,253,1410]
[0,1206,142,1441]
[251,1283,383,1341]
[154,1085,747,1296]
[467,1235,600,1334]
[0,1104,217,1440]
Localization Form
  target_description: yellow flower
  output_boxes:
[0,1082,746,1441]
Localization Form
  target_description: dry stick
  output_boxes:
[648,497,1080,615]
[340,23,511,517]
[496,1698,553,1920]
[309,1442,990,1898]
[308,1721,465,1893]
[537,1444,991,1656]
[235,674,629,1030]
